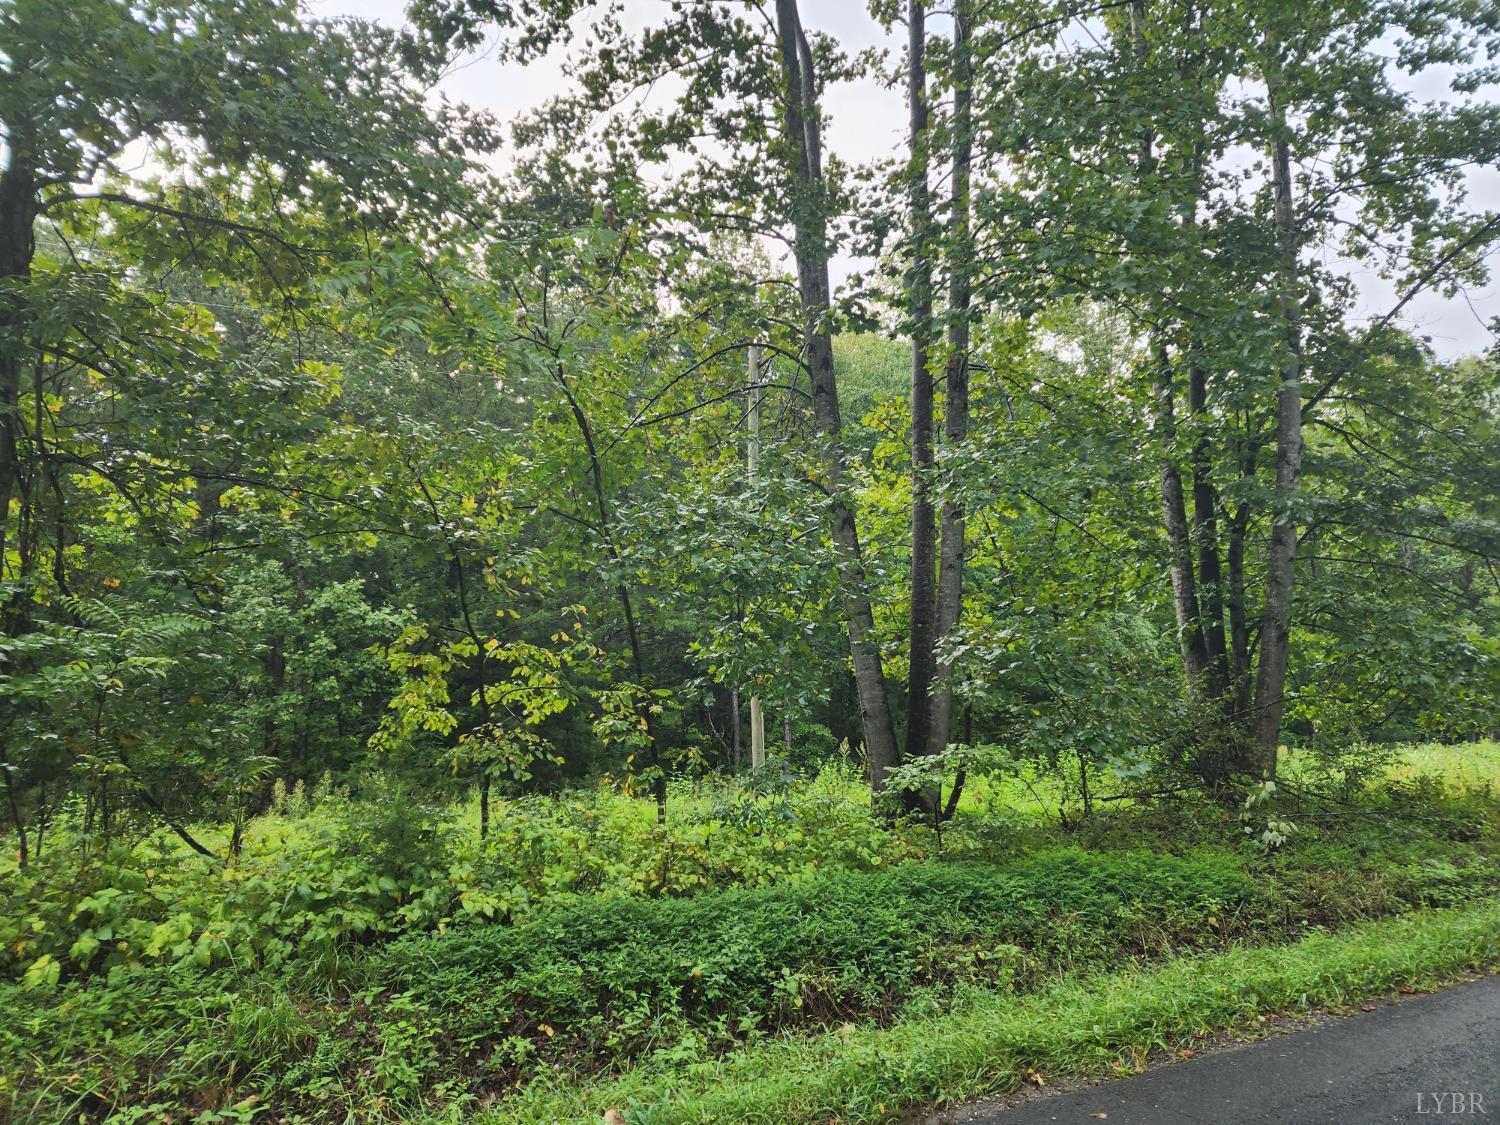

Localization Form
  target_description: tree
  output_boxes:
[0,0,481,623]
[976,0,1500,782]
[772,0,903,793]
[927,0,977,774]
[410,0,906,794]
[0,0,485,845]
[902,0,939,793]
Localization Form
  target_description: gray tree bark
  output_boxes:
[903,0,938,795]
[746,344,767,769]
[927,0,973,763]
[730,686,741,770]
[773,0,900,793]
[1188,360,1231,698]
[1250,74,1305,777]
[0,162,36,635]
[1154,348,1212,687]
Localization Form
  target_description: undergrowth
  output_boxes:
[3,781,1497,1122]
[1,746,1496,1122]
[494,898,1500,1124]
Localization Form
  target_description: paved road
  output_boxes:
[937,975,1498,1124]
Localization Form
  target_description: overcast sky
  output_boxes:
[314,0,1498,359]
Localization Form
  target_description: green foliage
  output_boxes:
[218,563,411,781]
[0,787,454,984]
[499,898,1500,1124]
[2,0,1499,1120]
[371,619,595,793]
[2,755,1496,1118]
[0,767,922,985]
[370,848,1265,1085]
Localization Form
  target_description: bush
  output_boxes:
[0,789,457,984]
[0,770,924,985]
[502,899,1500,1124]
[3,805,1496,1121]
[367,849,1265,1088]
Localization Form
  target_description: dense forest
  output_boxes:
[2,0,1499,1121]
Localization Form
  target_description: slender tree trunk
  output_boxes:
[617,582,666,821]
[903,0,938,800]
[0,152,58,840]
[1154,350,1212,685]
[1250,75,1304,778]
[1224,423,1260,723]
[1077,747,1093,820]
[91,694,109,846]
[730,686,742,770]
[774,0,900,795]
[553,366,668,821]
[1169,0,1231,705]
[928,0,974,762]
[2,738,26,869]
[452,566,494,838]
[34,785,48,861]
[939,703,972,822]
[1227,514,1252,710]
[0,163,31,846]
[1130,2,1210,692]
[420,473,499,837]
[1177,122,1229,699]
[1188,362,1230,696]
[749,697,766,768]
[746,345,767,769]
[0,163,36,634]
[1227,431,1257,719]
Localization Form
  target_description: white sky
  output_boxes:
[315,0,1498,359]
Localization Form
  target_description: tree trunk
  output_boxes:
[553,364,668,821]
[749,695,766,769]
[419,473,501,837]
[1176,124,1229,700]
[0,166,35,853]
[773,0,900,795]
[903,0,938,807]
[1130,3,1210,693]
[0,163,36,633]
[730,686,742,770]
[746,344,767,769]
[1188,372,1230,697]
[1227,513,1252,713]
[1,738,26,869]
[939,703,972,822]
[618,581,666,821]
[1154,349,1212,686]
[928,0,973,762]
[1249,76,1305,778]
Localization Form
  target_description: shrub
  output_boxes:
[366,849,1265,1089]
[3,812,1495,1120]
[1,772,925,984]
[0,790,456,983]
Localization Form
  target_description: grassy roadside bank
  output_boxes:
[2,751,1495,1122]
[491,898,1500,1124]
